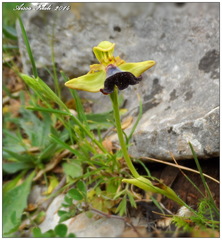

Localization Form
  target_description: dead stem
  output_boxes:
[140,156,219,184]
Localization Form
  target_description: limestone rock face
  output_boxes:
[129,107,219,160]
[17,3,219,160]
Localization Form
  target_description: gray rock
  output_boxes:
[38,194,125,237]
[28,185,47,207]
[67,212,125,237]
[129,107,219,160]
[38,194,65,233]
[16,3,219,160]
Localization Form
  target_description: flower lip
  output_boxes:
[100,71,142,95]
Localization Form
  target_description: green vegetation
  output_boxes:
[32,224,76,238]
[3,8,219,237]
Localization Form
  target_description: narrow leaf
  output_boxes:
[18,17,38,78]
[27,106,72,116]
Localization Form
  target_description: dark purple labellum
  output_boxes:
[100,72,142,95]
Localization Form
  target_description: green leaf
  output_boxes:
[67,233,76,237]
[68,188,83,201]
[3,25,18,40]
[35,211,46,224]
[54,224,68,237]
[3,171,35,235]
[77,180,87,196]
[64,195,73,205]
[63,160,83,179]
[32,227,42,238]
[19,109,52,147]
[127,192,137,208]
[3,149,35,163]
[106,179,119,195]
[3,162,33,174]
[3,25,17,39]
[3,171,26,195]
[113,189,127,200]
[59,213,73,223]
[4,212,21,236]
[61,203,71,208]
[57,210,68,217]
[39,230,55,238]
[3,129,27,153]
[115,195,127,216]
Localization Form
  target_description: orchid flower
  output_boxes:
[65,41,155,94]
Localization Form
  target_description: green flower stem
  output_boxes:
[110,87,139,178]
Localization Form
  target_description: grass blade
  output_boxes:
[127,94,143,143]
[188,142,213,199]
[188,142,219,216]
[18,16,38,78]
[49,134,82,159]
[3,25,18,40]
[26,106,72,116]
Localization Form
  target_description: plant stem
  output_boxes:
[110,87,139,178]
